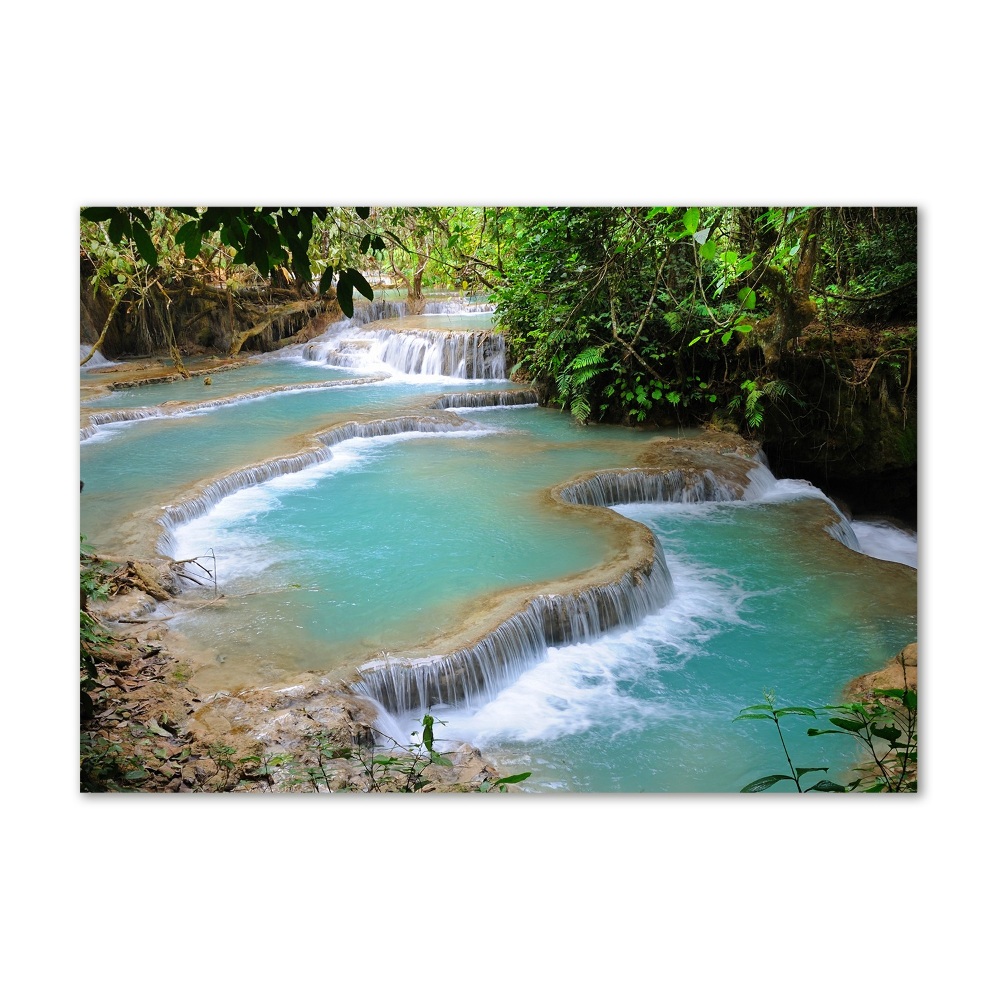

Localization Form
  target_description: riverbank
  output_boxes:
[80,572,511,792]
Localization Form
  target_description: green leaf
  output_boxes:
[737,287,756,310]
[683,208,700,234]
[733,713,774,722]
[108,209,127,246]
[830,717,866,732]
[872,688,905,699]
[176,220,202,258]
[346,267,374,301]
[699,238,717,261]
[795,766,829,777]
[871,724,903,742]
[428,749,453,768]
[721,332,733,346]
[319,266,334,294]
[81,206,115,223]
[775,707,817,718]
[336,273,354,316]
[130,221,158,268]
[688,335,703,346]
[494,772,531,785]
[740,774,795,793]
[806,780,849,792]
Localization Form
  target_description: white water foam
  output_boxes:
[852,520,917,568]
[80,344,115,369]
[419,550,750,746]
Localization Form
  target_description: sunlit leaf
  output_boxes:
[494,772,531,785]
[740,774,795,793]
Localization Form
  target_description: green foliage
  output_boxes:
[81,206,378,317]
[726,378,799,432]
[734,675,917,793]
[494,205,916,437]
[80,731,153,792]
[80,536,113,715]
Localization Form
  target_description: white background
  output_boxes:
[4,3,985,996]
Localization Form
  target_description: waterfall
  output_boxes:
[430,389,539,409]
[303,326,507,379]
[79,376,386,441]
[347,299,409,325]
[351,539,674,715]
[422,297,495,315]
[558,468,750,507]
[81,344,115,369]
[350,453,857,718]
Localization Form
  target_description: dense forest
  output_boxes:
[81,205,917,520]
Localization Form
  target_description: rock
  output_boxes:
[844,642,917,701]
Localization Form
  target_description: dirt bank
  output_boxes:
[80,569,513,793]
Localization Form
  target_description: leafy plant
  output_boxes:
[726,378,798,432]
[80,536,113,717]
[734,670,917,793]
[279,714,531,793]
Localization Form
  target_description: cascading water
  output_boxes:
[304,325,507,378]
[352,539,674,714]
[80,294,917,791]
[80,344,115,369]
[422,297,495,314]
